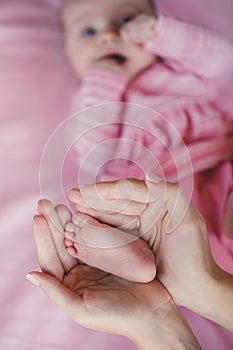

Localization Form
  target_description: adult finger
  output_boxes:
[32,215,64,281]
[145,172,191,233]
[38,199,64,232]
[68,178,156,206]
[76,198,146,216]
[76,204,140,230]
[55,204,78,269]
[38,199,76,273]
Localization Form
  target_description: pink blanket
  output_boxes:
[0,0,232,349]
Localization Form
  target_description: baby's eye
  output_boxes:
[118,14,135,27]
[81,27,96,38]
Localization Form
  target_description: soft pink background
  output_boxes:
[0,1,232,349]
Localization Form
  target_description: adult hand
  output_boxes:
[27,212,201,350]
[68,173,218,312]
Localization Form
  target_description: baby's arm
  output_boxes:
[66,70,127,182]
[148,16,233,82]
[72,69,127,110]
[123,14,233,83]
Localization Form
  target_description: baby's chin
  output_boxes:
[70,55,157,80]
[132,57,157,77]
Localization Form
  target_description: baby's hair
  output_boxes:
[147,0,157,13]
[60,0,157,15]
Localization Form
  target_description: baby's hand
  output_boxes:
[121,14,156,45]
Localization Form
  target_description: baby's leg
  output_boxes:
[64,212,156,283]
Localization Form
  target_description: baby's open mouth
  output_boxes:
[104,53,127,65]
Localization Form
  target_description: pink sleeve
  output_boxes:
[71,68,127,111]
[66,69,127,184]
[145,15,233,81]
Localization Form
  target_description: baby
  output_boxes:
[60,0,233,183]
[61,0,159,183]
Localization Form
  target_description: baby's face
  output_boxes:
[61,0,155,79]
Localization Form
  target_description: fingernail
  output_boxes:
[26,274,40,287]
[32,214,38,222]
[32,214,42,221]
[67,188,78,193]
[146,172,162,183]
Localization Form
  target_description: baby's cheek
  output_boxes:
[145,51,156,66]
[65,47,88,78]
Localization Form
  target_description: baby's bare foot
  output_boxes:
[64,212,156,283]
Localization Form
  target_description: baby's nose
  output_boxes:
[98,28,120,44]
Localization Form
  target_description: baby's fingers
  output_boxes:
[121,14,156,45]
[121,22,142,44]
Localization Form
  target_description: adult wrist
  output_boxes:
[128,299,201,350]
[187,265,233,331]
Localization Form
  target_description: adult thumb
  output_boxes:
[26,272,82,323]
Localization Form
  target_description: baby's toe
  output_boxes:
[66,245,78,258]
[64,238,74,247]
[64,229,75,242]
[64,221,82,243]
[65,221,78,233]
